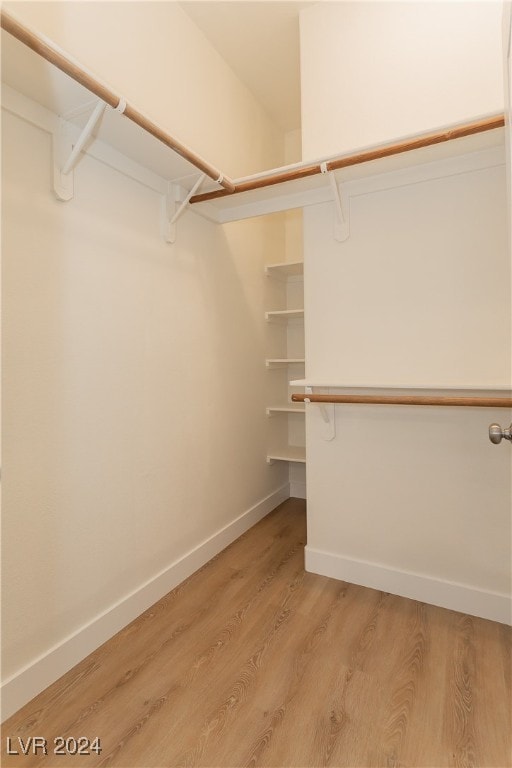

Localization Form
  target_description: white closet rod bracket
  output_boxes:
[53,99,107,201]
[162,174,206,244]
[320,163,350,242]
[304,386,336,441]
[114,97,127,114]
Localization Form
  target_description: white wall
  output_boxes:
[300,1,511,623]
[1,2,288,719]
[305,162,510,388]
[300,1,504,160]
[284,129,304,265]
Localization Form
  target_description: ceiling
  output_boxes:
[180,1,309,134]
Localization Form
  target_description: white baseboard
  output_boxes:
[305,546,512,626]
[290,481,307,500]
[1,484,290,722]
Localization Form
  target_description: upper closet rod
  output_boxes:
[0,9,235,193]
[190,114,505,204]
[291,393,512,408]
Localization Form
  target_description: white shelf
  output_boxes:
[266,445,306,464]
[290,380,512,393]
[265,309,304,322]
[266,404,306,415]
[265,261,304,279]
[266,359,305,368]
[1,29,219,197]
[193,128,505,224]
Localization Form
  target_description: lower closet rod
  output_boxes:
[291,394,512,408]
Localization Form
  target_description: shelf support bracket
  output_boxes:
[321,164,350,242]
[161,182,181,244]
[53,121,74,202]
[53,100,107,201]
[162,173,206,244]
[304,386,336,441]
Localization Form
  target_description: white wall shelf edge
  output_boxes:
[265,309,304,322]
[266,446,306,464]
[265,261,304,279]
[290,380,512,393]
[267,359,305,368]
[266,405,306,415]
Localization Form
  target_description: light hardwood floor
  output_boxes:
[2,498,511,767]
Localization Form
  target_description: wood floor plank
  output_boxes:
[373,601,430,767]
[2,498,510,768]
[391,603,453,768]
[235,583,386,768]
[444,613,511,767]
[140,551,318,766]
[191,576,354,767]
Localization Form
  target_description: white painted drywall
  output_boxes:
[300,1,511,621]
[300,1,504,160]
[1,3,289,717]
[304,162,510,388]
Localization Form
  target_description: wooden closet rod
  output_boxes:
[291,393,512,408]
[0,9,235,193]
[190,114,505,204]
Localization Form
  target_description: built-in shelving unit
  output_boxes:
[265,261,305,466]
